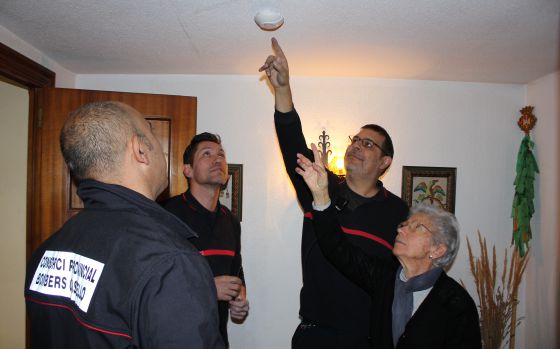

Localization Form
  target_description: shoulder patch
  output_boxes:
[29,250,105,312]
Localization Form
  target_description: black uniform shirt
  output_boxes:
[275,108,409,336]
[25,180,224,349]
[163,190,243,347]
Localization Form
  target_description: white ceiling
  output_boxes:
[0,0,558,84]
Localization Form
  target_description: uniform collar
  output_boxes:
[78,179,198,238]
[338,179,388,201]
[182,190,223,218]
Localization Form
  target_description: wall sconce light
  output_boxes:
[328,155,345,177]
[318,130,346,178]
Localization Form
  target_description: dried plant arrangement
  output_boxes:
[461,231,529,349]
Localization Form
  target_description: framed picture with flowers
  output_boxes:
[401,166,456,213]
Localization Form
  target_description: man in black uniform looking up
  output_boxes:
[25,101,224,348]
[163,132,249,347]
[259,39,409,349]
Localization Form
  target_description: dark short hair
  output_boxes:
[183,132,222,165]
[361,124,394,158]
[60,101,147,182]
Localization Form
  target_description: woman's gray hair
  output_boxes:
[410,203,460,268]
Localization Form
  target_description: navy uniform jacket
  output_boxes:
[25,180,224,349]
[275,109,409,336]
[313,205,482,349]
[163,190,243,347]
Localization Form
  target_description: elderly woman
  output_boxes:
[295,145,481,349]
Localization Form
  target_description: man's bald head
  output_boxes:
[60,101,153,182]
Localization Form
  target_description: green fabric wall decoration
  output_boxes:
[511,106,538,257]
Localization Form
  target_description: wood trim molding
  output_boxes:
[0,41,56,349]
[0,42,56,256]
[0,41,55,88]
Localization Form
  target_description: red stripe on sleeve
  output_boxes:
[341,226,393,251]
[25,297,133,339]
[200,249,236,257]
[303,210,391,250]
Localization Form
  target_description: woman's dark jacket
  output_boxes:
[312,205,482,349]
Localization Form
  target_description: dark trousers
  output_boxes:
[291,320,370,349]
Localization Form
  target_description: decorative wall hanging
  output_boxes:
[401,166,456,213]
[511,106,538,257]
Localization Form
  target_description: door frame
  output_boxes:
[0,41,56,349]
[0,42,56,259]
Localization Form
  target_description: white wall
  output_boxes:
[77,74,526,348]
[0,24,76,88]
[0,80,29,348]
[525,71,559,348]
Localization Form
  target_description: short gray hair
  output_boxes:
[60,101,150,182]
[410,203,460,268]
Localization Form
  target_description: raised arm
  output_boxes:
[260,38,315,208]
[295,143,330,206]
[259,38,293,112]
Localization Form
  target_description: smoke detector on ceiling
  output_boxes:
[254,9,284,31]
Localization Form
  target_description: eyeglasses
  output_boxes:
[397,220,433,234]
[349,136,388,155]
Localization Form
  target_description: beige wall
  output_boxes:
[525,71,560,348]
[0,79,28,348]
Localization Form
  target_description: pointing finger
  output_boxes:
[271,37,286,60]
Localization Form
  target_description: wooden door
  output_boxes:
[28,88,196,256]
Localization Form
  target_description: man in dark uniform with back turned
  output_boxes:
[25,101,224,348]
[163,132,249,347]
[259,39,409,348]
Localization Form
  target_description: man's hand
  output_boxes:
[295,143,330,206]
[259,38,293,112]
[258,38,289,89]
[214,275,242,301]
[229,286,249,322]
